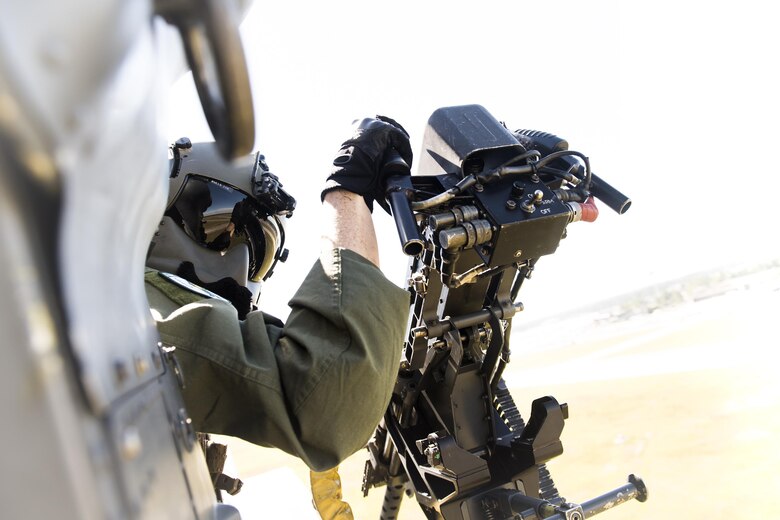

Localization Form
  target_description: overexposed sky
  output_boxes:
[166,0,780,321]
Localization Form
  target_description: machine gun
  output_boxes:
[362,105,647,520]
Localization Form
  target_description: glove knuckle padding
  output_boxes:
[322,116,413,211]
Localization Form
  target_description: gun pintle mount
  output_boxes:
[363,105,645,520]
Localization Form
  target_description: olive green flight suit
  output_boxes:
[145,248,408,471]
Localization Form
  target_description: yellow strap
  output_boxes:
[310,466,354,520]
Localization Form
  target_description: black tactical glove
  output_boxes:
[322,115,413,213]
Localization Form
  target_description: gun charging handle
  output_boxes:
[501,474,647,519]
[383,150,424,256]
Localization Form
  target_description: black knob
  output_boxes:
[175,137,192,150]
[511,181,525,198]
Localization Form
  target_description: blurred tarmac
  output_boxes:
[221,266,780,519]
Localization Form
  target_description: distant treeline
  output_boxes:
[596,257,780,321]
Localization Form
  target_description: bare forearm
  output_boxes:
[321,189,380,267]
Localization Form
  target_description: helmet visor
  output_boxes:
[168,175,281,282]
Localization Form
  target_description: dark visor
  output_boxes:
[168,175,271,281]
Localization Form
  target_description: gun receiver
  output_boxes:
[364,105,646,519]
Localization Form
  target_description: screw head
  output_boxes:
[120,427,143,461]
[133,354,149,376]
[113,359,129,385]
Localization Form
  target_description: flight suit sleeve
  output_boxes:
[149,248,409,471]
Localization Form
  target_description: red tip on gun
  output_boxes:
[568,197,599,223]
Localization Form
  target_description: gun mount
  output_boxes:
[363,105,644,519]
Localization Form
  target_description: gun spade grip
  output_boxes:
[590,173,632,215]
[382,151,423,256]
[382,149,411,177]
